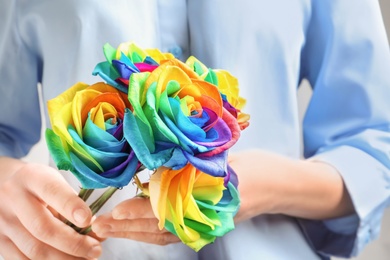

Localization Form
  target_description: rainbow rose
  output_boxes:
[93,42,175,93]
[186,56,250,130]
[144,163,240,252]
[45,82,139,189]
[123,58,241,177]
[45,41,249,245]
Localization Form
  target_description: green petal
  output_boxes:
[45,129,73,171]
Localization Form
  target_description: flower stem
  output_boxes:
[89,186,118,215]
[78,188,94,201]
[78,187,119,235]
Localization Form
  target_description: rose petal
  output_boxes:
[83,118,126,152]
[124,109,174,169]
[92,62,127,93]
[135,62,158,72]
[70,151,138,189]
[50,101,102,172]
[68,126,129,171]
[127,73,156,150]
[160,111,210,154]
[225,164,239,188]
[147,164,238,252]
[45,129,74,172]
[201,108,241,157]
[112,59,138,80]
[184,150,228,177]
[100,151,137,178]
[163,148,189,170]
[144,83,179,144]
[194,118,232,148]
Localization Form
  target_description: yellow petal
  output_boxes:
[47,82,89,128]
[72,89,102,136]
[145,48,175,63]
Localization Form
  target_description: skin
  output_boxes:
[0,157,102,260]
[91,149,355,245]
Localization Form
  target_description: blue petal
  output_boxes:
[160,111,210,154]
[69,126,129,171]
[169,97,208,141]
[70,151,138,189]
[124,110,174,170]
[183,150,228,177]
[144,56,159,65]
[189,110,210,128]
[112,59,139,80]
[83,117,126,153]
[163,148,188,169]
[119,52,139,71]
[92,61,128,93]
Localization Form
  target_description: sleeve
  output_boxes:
[0,0,42,158]
[298,1,390,258]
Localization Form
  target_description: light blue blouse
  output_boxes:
[1,0,390,259]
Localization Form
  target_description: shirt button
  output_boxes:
[168,45,183,59]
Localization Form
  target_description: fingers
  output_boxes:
[100,230,180,246]
[93,213,180,246]
[0,236,29,260]
[111,197,155,220]
[94,213,162,233]
[20,164,92,228]
[92,197,180,246]
[11,188,102,259]
[2,217,90,260]
[1,163,102,259]
[0,210,91,260]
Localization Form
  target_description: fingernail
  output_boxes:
[88,245,101,258]
[73,208,89,224]
[94,224,112,234]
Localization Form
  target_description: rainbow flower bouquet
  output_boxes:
[45,42,249,251]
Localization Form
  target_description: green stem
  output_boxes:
[79,226,92,235]
[78,187,119,235]
[89,187,118,215]
[78,188,94,201]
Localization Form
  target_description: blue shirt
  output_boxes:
[1,0,390,259]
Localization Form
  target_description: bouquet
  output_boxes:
[45,42,249,251]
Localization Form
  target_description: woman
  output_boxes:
[0,0,389,259]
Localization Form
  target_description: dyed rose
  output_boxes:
[186,56,250,130]
[45,82,139,189]
[145,163,240,251]
[123,58,241,177]
[93,42,175,93]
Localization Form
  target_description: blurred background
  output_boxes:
[23,1,390,259]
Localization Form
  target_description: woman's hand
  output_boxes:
[229,149,355,223]
[92,197,180,246]
[0,157,102,260]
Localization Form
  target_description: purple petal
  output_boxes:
[112,60,139,79]
[184,150,228,177]
[223,100,238,118]
[202,108,218,132]
[195,118,231,147]
[225,164,239,188]
[100,151,136,178]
